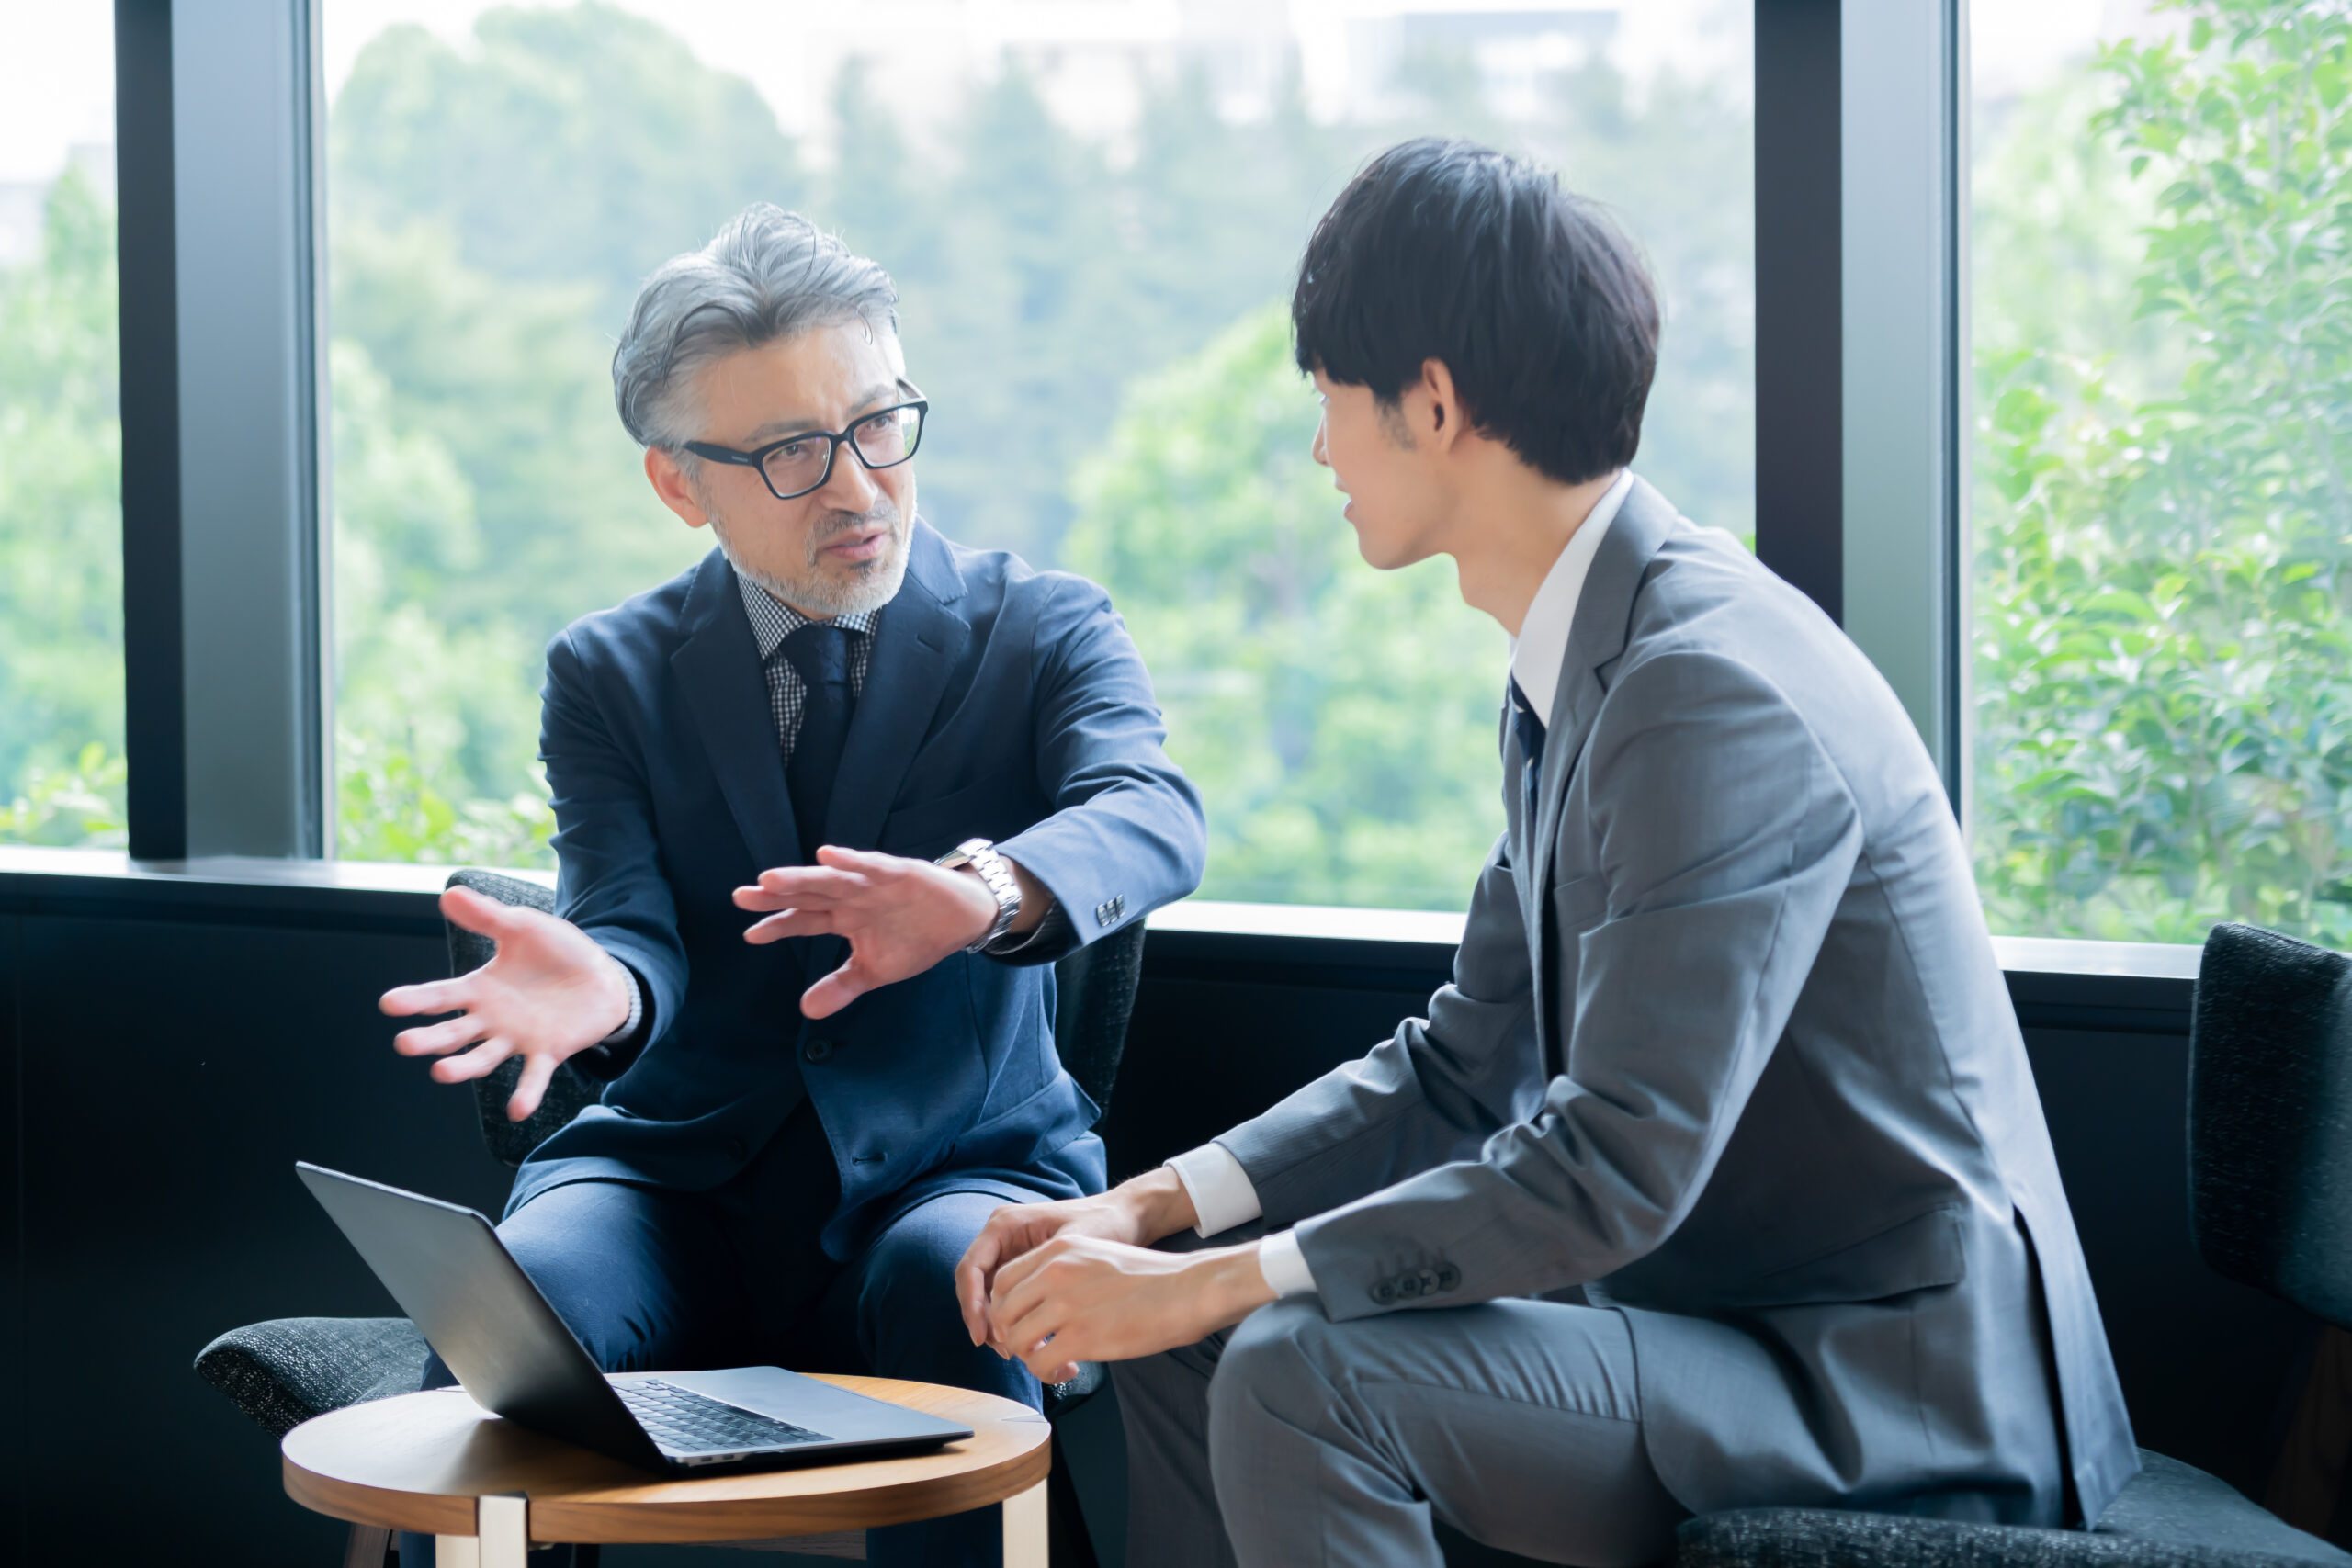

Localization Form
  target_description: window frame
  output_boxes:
[116,0,328,862]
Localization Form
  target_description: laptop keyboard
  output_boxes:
[617,1378,832,1460]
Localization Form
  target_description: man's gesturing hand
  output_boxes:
[379,885,632,1122]
[733,845,1003,1019]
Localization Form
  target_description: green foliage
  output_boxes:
[3,3,1755,899]
[1972,0,2352,943]
[1066,307,1506,908]
[337,731,554,869]
[315,3,1754,895]
[0,742,127,850]
[330,4,806,322]
[0,167,123,832]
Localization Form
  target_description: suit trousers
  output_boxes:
[1113,1296,1687,1568]
[407,1105,1045,1568]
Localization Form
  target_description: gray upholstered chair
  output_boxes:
[198,867,1147,1566]
[1677,920,2352,1568]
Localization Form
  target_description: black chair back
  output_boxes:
[2188,921,2352,1331]
[444,869,1153,1168]
[1056,918,1147,1122]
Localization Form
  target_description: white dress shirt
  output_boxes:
[1166,470,1636,1301]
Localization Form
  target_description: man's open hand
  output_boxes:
[379,885,632,1122]
[733,845,1002,1019]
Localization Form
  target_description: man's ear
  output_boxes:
[1415,357,1467,451]
[645,446,712,529]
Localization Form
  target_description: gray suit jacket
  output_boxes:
[1217,479,2137,1525]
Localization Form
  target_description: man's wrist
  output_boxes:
[595,951,639,1043]
[1116,1165,1198,1244]
[945,863,1001,948]
[1193,1243,1278,1325]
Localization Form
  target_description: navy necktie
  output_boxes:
[780,623,856,851]
[1510,678,1547,822]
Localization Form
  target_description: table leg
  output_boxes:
[440,1495,530,1568]
[1003,1476,1049,1568]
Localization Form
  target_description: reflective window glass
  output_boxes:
[1970,0,2352,943]
[322,0,1754,908]
[0,9,122,849]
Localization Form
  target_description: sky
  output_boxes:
[0,0,2147,186]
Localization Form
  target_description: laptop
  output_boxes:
[295,1161,974,1474]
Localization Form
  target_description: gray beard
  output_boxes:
[707,504,910,618]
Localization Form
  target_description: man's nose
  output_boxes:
[1312,417,1330,468]
[817,444,882,510]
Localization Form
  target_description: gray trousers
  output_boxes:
[1112,1296,1687,1568]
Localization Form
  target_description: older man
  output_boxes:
[379,203,1204,1568]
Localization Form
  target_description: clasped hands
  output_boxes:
[952,1169,1277,1383]
[379,845,1009,1122]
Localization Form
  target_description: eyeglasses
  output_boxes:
[682,384,929,502]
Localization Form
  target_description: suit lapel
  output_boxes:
[823,522,971,852]
[1520,478,1680,1054]
[672,550,805,872]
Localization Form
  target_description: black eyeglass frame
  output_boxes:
[681,381,929,502]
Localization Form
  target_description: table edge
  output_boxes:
[283,1438,1052,1542]
[279,1378,1054,1543]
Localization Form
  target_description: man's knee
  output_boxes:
[494,1180,720,1371]
[852,1197,1036,1404]
[855,1205,973,1334]
[1205,1299,1334,1441]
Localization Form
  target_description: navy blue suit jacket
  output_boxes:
[511,523,1206,1256]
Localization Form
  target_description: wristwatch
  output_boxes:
[935,838,1022,952]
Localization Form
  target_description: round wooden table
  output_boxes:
[281,1376,1053,1566]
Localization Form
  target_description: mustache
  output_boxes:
[808,502,904,545]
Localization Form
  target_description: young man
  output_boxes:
[956,139,2136,1567]
[377,205,1204,1568]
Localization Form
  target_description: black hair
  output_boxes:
[1291,138,1659,486]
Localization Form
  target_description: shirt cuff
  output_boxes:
[1257,1231,1320,1300]
[598,958,644,1045]
[1166,1143,1264,1237]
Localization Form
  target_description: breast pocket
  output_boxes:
[880,768,1029,861]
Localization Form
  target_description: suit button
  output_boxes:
[1371,1281,1398,1305]
[726,1137,749,1163]
[1416,1269,1443,1295]
[804,1039,834,1064]
[1435,1265,1461,1292]
[1396,1275,1421,1299]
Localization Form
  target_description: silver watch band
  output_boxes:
[937,838,1021,952]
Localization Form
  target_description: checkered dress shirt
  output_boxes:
[736,574,880,765]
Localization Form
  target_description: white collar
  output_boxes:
[1510,469,1634,725]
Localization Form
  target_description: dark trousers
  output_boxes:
[407,1106,1042,1567]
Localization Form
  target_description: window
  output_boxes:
[1969,0,2352,944]
[322,0,1753,909]
[0,8,122,848]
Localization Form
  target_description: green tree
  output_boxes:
[1065,306,1507,908]
[319,2,1757,887]
[1972,0,2352,943]
[332,3,806,322]
[0,167,125,846]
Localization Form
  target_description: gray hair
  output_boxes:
[611,203,899,449]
